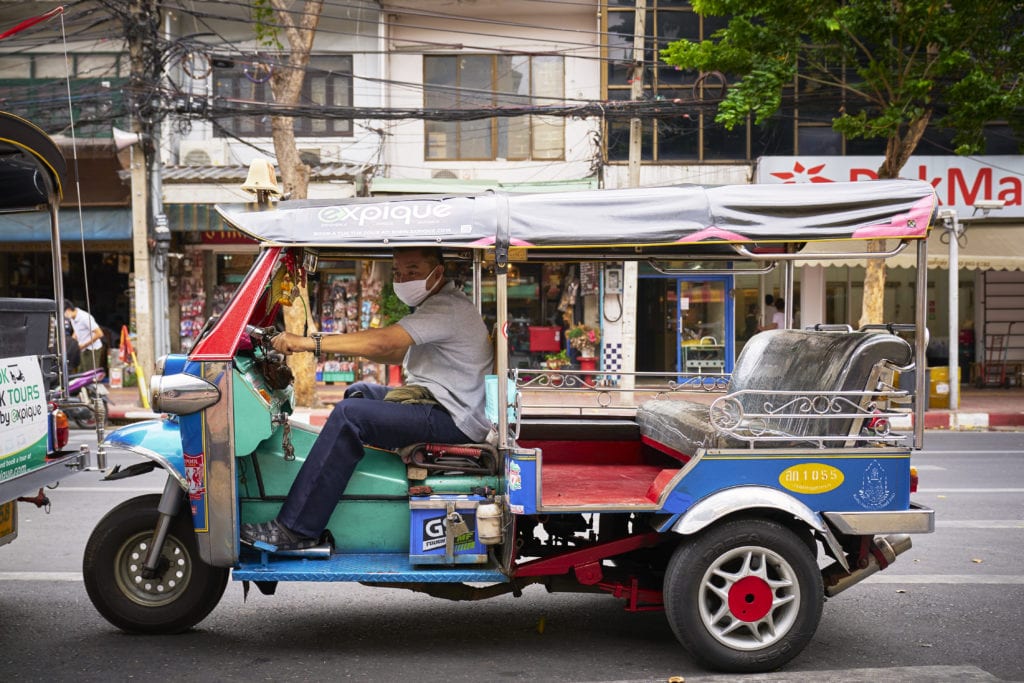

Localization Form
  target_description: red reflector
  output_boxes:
[909,466,919,493]
[54,410,70,450]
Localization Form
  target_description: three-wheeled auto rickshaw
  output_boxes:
[84,179,937,672]
[1,111,103,549]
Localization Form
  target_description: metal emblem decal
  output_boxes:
[853,459,896,509]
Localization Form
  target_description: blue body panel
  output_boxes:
[673,451,911,513]
[104,419,185,479]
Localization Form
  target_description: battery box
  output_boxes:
[409,495,487,565]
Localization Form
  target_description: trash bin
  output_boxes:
[929,367,961,409]
[897,369,926,410]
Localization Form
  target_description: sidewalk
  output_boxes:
[104,383,1024,430]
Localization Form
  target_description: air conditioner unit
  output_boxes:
[178,140,227,166]
[299,145,340,165]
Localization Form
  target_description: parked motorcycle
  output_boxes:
[66,368,109,429]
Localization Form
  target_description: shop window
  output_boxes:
[798,125,842,155]
[213,55,353,138]
[984,124,1020,154]
[423,54,565,161]
[0,53,127,137]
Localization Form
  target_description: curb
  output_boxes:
[889,412,1024,431]
[106,405,160,422]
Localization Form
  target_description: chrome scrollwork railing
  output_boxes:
[708,389,912,447]
[511,368,731,413]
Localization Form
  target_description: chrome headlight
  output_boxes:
[151,372,220,415]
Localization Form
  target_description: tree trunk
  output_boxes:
[859,113,932,327]
[268,0,324,407]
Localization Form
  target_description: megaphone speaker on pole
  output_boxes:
[112,126,144,151]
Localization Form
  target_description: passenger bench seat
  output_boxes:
[637,329,913,454]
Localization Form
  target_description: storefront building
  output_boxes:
[0,139,132,343]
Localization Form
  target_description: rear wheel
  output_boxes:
[83,493,229,634]
[663,517,823,672]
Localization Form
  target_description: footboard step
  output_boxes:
[233,552,508,583]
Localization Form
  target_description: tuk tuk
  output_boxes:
[0,111,102,549]
[84,179,937,672]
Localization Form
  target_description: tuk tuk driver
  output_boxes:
[241,246,494,551]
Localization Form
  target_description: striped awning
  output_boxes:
[795,224,1024,271]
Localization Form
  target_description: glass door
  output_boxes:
[637,275,734,375]
[677,277,733,375]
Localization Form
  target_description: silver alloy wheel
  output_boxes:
[697,544,800,650]
[113,530,193,608]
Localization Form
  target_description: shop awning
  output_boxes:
[795,224,1024,271]
[0,208,130,242]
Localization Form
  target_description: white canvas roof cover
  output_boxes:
[216,179,937,254]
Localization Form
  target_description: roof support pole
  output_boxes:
[941,210,961,411]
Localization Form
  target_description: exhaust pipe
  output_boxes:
[824,534,912,597]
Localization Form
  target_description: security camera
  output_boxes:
[973,199,1006,211]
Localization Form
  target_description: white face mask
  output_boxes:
[393,266,440,307]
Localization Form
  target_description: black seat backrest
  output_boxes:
[0,298,55,357]
[726,329,912,441]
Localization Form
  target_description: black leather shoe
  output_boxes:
[240,519,318,551]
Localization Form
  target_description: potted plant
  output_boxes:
[544,350,570,370]
[566,323,600,359]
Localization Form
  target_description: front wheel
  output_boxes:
[83,493,229,634]
[663,517,823,672]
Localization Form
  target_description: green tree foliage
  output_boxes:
[661,0,1023,325]
[661,0,1024,177]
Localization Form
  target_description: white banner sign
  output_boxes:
[756,156,1024,217]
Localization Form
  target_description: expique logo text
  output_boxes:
[317,203,453,227]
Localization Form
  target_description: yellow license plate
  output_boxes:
[0,501,16,546]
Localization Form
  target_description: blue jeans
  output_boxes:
[277,382,471,538]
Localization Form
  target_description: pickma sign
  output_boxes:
[0,356,48,483]
[757,156,1024,217]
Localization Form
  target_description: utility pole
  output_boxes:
[620,0,646,390]
[127,0,155,379]
[628,0,646,189]
[124,0,169,376]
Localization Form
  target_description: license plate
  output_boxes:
[0,501,16,547]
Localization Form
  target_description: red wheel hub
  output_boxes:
[728,576,773,622]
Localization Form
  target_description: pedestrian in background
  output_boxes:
[64,299,105,373]
[762,294,776,328]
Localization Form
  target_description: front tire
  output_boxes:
[83,493,229,634]
[663,517,823,672]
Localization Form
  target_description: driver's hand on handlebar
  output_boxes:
[271,331,312,355]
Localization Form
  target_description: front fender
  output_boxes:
[104,419,186,490]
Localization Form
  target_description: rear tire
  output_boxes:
[83,493,229,634]
[663,517,823,672]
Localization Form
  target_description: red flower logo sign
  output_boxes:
[770,162,834,183]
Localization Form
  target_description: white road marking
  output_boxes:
[919,488,1024,493]
[920,450,1024,455]
[865,574,1024,584]
[2,571,1022,586]
[0,572,83,582]
[936,520,1024,529]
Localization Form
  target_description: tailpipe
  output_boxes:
[823,534,912,597]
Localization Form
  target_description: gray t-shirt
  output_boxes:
[397,281,493,442]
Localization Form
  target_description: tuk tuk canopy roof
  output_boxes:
[215,179,936,254]
[0,111,66,211]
